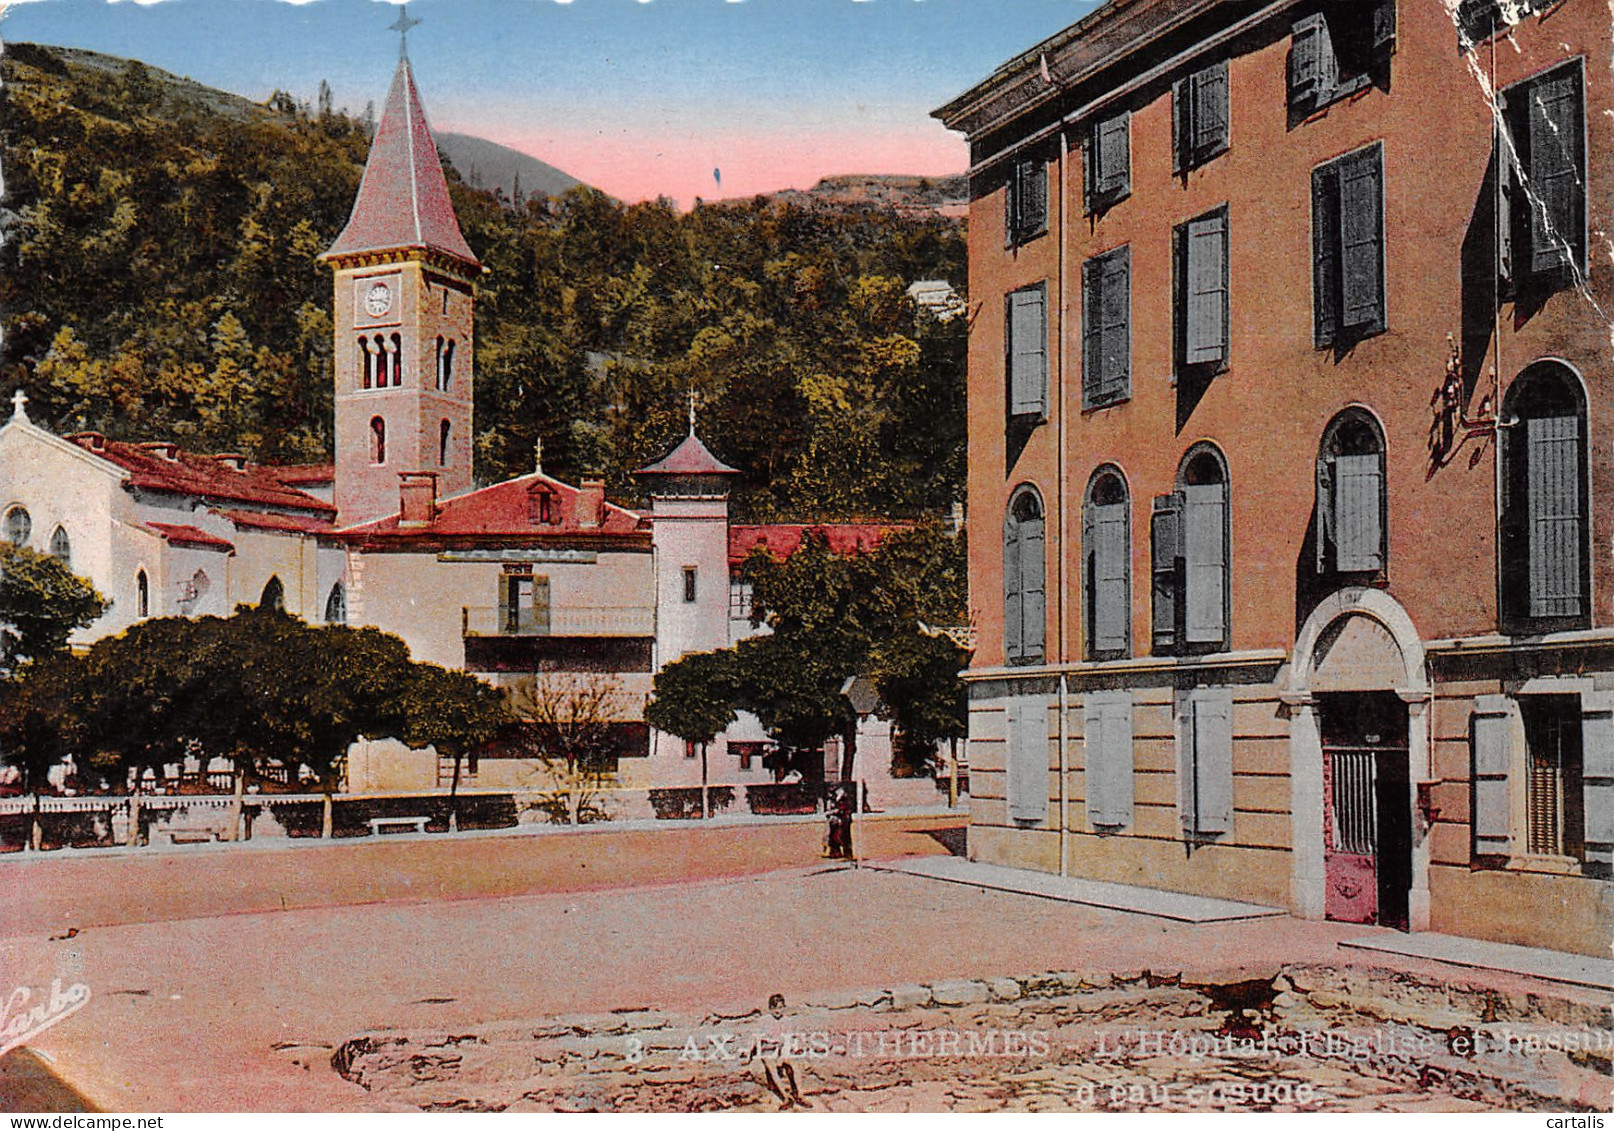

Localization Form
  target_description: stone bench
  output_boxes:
[166,830,219,845]
[368,816,430,836]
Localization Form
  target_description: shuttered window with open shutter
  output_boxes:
[1182,688,1234,836]
[1007,284,1048,420]
[1021,509,1046,662]
[1083,248,1131,408]
[1314,145,1385,345]
[1581,692,1614,872]
[1184,482,1227,646]
[1151,494,1181,652]
[1288,13,1336,112]
[1006,155,1048,246]
[1311,163,1340,346]
[1003,506,1023,664]
[1085,480,1130,659]
[1472,695,1513,856]
[1524,66,1584,275]
[1181,209,1229,367]
[1004,491,1046,666]
[1526,414,1583,619]
[1085,691,1134,829]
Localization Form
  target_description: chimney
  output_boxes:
[214,453,249,472]
[398,471,439,526]
[578,477,605,529]
[139,441,180,461]
[66,431,107,453]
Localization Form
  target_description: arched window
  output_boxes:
[1151,445,1230,653]
[443,340,456,391]
[434,336,445,390]
[370,416,386,465]
[439,419,451,466]
[1316,409,1386,575]
[1003,486,1046,665]
[359,337,374,390]
[49,525,70,566]
[4,506,30,547]
[390,333,403,386]
[324,583,347,625]
[136,569,149,618]
[1501,361,1589,626]
[260,576,284,612]
[1084,467,1131,659]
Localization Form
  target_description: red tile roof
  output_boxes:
[636,431,740,477]
[266,463,335,487]
[729,523,903,567]
[336,472,649,545]
[212,508,337,536]
[145,523,235,552]
[322,57,480,269]
[65,434,336,515]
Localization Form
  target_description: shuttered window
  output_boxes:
[1181,688,1234,837]
[1085,691,1134,828]
[1006,284,1048,420]
[1183,482,1228,647]
[1177,208,1229,369]
[1288,13,1337,112]
[1173,61,1229,173]
[1502,366,1587,627]
[1580,692,1614,873]
[1006,695,1050,823]
[1151,494,1180,652]
[1514,64,1585,277]
[1086,112,1131,212]
[1082,247,1131,409]
[1471,695,1512,857]
[1084,473,1131,659]
[1289,3,1394,115]
[1313,145,1386,346]
[1004,492,1046,665]
[1316,413,1386,576]
[1005,154,1048,246]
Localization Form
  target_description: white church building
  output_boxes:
[0,47,944,807]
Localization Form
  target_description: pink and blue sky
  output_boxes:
[0,0,1099,207]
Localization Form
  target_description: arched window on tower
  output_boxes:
[1501,361,1589,628]
[439,419,451,466]
[443,340,456,391]
[136,569,149,618]
[260,576,285,612]
[370,417,387,465]
[1003,486,1046,666]
[49,525,71,567]
[1083,466,1131,660]
[359,336,374,390]
[325,583,347,625]
[435,336,445,390]
[390,333,403,386]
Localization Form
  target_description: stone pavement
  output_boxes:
[1340,932,1614,993]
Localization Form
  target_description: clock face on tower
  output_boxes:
[364,281,394,318]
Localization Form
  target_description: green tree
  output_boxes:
[645,649,740,818]
[0,542,109,673]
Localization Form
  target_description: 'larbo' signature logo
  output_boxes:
[1,979,91,1058]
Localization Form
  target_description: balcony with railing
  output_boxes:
[461,604,657,674]
[462,605,656,639]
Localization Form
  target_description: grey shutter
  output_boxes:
[1003,508,1023,663]
[1526,414,1582,618]
[1085,692,1134,828]
[1288,14,1334,109]
[1192,62,1229,158]
[1333,453,1383,571]
[1527,70,1581,273]
[1025,159,1048,235]
[1022,508,1046,662]
[1172,77,1189,173]
[1312,164,1339,345]
[1005,170,1016,244]
[1186,688,1234,835]
[1082,257,1102,406]
[1090,501,1130,655]
[1339,148,1384,330]
[1580,692,1614,870]
[1094,114,1129,201]
[1184,483,1227,645]
[1008,287,1047,418]
[1151,494,1180,650]
[1007,696,1049,822]
[1372,0,1397,52]
[1472,694,1512,855]
[1315,457,1334,573]
[1098,250,1131,401]
[1184,212,1228,365]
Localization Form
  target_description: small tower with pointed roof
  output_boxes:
[636,404,741,691]
[321,11,481,526]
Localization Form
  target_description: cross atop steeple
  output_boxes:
[10,388,28,423]
[389,4,422,60]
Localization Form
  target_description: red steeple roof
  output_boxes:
[323,57,479,269]
[635,430,740,478]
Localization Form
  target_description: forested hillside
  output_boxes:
[0,43,967,520]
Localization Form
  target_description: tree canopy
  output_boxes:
[0,542,109,674]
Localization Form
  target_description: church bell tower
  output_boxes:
[321,17,481,527]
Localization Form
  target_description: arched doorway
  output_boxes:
[1287,588,1429,931]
